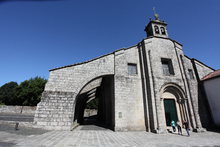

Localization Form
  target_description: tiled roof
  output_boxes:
[202,70,220,81]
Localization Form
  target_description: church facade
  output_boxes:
[34,15,214,133]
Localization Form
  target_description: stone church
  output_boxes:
[34,14,214,133]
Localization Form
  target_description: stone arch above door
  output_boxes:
[160,83,187,129]
[160,83,186,103]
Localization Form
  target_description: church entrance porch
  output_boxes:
[160,84,188,132]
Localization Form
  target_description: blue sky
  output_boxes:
[0,0,219,86]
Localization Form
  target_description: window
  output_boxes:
[160,27,166,35]
[161,58,174,76]
[188,69,194,79]
[128,63,137,75]
[154,25,160,34]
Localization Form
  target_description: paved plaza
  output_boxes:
[0,123,220,147]
[0,114,34,122]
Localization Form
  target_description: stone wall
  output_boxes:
[83,109,97,117]
[181,56,199,128]
[191,59,214,128]
[45,54,115,93]
[193,60,214,80]
[34,54,115,130]
[114,46,146,131]
[34,91,75,130]
[143,38,187,133]
[34,35,214,132]
[0,106,36,115]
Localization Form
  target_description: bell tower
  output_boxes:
[144,13,168,38]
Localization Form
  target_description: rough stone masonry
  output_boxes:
[34,15,214,133]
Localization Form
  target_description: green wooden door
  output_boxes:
[164,99,178,126]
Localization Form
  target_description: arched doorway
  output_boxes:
[161,84,187,129]
[73,75,114,130]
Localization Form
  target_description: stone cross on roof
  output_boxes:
[153,7,159,20]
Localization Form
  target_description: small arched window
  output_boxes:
[154,25,159,34]
[161,27,166,35]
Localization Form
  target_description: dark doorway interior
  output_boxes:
[74,75,114,130]
[164,99,178,126]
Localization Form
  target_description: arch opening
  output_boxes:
[161,84,187,128]
[154,25,159,34]
[73,75,115,130]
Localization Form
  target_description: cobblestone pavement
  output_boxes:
[1,125,220,147]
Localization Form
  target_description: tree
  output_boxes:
[15,77,47,106]
[86,98,98,109]
[0,77,47,106]
[0,81,18,105]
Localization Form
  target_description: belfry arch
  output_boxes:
[73,75,115,130]
[160,84,188,129]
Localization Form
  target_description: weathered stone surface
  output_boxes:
[34,17,214,132]
[0,106,36,115]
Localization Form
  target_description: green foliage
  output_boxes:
[0,77,47,106]
[86,98,98,109]
[0,81,18,105]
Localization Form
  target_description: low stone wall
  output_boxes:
[84,109,98,117]
[0,106,36,115]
